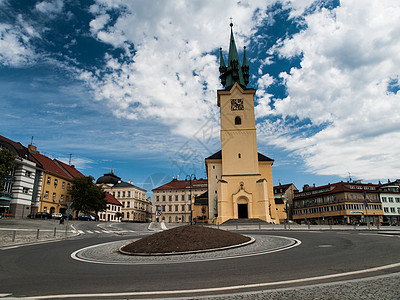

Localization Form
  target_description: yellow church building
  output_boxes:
[206,23,281,224]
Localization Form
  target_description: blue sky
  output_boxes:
[1,0,400,195]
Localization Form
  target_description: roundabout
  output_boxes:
[71,235,300,265]
[1,227,400,299]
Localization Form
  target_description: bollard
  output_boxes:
[53,227,57,237]
[353,224,356,231]
[284,222,287,230]
[12,230,16,242]
[36,229,40,239]
[307,221,310,230]
[288,222,291,230]
[329,224,332,230]
[377,223,380,230]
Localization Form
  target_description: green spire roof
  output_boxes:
[219,23,250,89]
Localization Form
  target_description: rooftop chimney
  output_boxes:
[28,144,37,153]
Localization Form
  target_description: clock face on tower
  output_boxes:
[231,99,244,111]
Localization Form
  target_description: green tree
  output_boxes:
[0,148,15,191]
[69,176,106,215]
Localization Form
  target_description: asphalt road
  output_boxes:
[1,223,400,299]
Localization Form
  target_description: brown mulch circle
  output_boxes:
[120,225,251,254]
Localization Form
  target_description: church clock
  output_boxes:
[230,98,244,111]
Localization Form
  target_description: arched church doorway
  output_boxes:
[238,204,248,219]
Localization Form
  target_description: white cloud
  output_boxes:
[83,0,292,137]
[259,0,400,180]
[35,0,64,14]
[0,15,38,66]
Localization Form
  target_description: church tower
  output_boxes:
[205,23,278,224]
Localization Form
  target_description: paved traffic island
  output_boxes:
[71,227,299,265]
[119,225,253,255]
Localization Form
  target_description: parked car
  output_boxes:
[52,213,63,219]
[76,215,94,221]
[35,212,52,219]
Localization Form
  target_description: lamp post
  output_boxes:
[185,174,196,225]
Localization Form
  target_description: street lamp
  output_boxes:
[185,174,196,225]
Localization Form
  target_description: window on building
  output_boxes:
[25,170,31,177]
[188,204,191,211]
[127,201,130,208]
[127,212,130,219]
[175,195,178,201]
[162,195,166,201]
[235,116,241,125]
[169,216,172,223]
[398,208,400,214]
[181,195,185,201]
[382,197,387,202]
[156,195,160,202]
[54,179,58,187]
[390,207,396,213]
[238,153,241,159]
[117,191,120,197]
[384,207,389,213]
[47,177,51,184]
[67,183,70,190]
[44,191,49,199]
[162,205,165,212]
[169,205,172,211]
[22,187,29,194]
[62,182,65,189]
[175,205,178,211]
[52,193,56,201]
[169,195,172,201]
[122,201,125,208]
[60,195,64,202]
[389,197,394,202]
[123,191,126,197]
[182,205,185,211]
[395,197,400,203]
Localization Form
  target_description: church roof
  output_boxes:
[96,172,121,185]
[153,178,208,191]
[206,150,273,162]
[219,23,250,90]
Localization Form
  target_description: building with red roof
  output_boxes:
[152,177,207,223]
[99,192,123,222]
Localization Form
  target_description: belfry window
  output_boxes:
[238,153,241,158]
[235,116,241,125]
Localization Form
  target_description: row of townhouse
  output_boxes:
[0,135,84,218]
[0,135,127,222]
[275,180,400,225]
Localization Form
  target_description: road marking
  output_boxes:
[77,230,84,234]
[20,263,400,299]
[86,230,93,234]
[318,245,333,248]
[101,230,111,233]
[94,230,101,234]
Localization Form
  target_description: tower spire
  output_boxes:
[219,22,248,89]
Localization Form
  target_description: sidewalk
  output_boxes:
[0,218,76,248]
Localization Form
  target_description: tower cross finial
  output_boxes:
[230,17,233,26]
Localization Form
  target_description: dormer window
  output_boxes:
[235,116,241,125]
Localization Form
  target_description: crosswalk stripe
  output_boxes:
[78,230,84,234]
[94,230,101,233]
[102,230,111,233]
[86,230,93,234]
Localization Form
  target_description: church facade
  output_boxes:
[205,23,279,224]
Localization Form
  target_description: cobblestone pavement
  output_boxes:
[194,273,400,300]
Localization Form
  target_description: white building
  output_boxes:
[96,171,150,222]
[379,180,400,224]
[0,136,43,218]
[98,192,123,222]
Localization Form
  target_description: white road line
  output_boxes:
[94,230,101,234]
[21,263,400,299]
[77,230,84,234]
[86,230,93,234]
[101,230,111,233]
